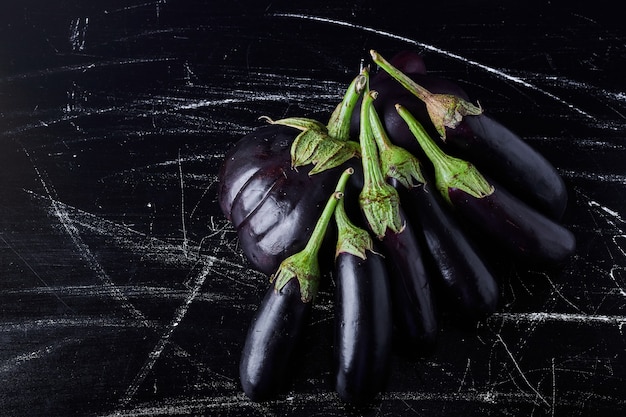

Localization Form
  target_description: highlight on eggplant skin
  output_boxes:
[399,181,499,319]
[218,124,354,275]
[239,278,311,402]
[334,248,392,405]
[447,180,576,266]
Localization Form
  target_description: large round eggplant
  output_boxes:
[239,278,311,401]
[398,181,499,319]
[218,124,354,275]
[369,50,568,220]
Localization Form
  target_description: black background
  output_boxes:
[1,1,625,416]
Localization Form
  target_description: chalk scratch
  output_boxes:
[270,13,594,120]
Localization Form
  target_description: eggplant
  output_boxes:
[239,278,311,401]
[218,72,366,275]
[382,208,438,350]
[239,168,353,401]
[369,50,568,220]
[333,193,392,405]
[396,104,576,265]
[334,250,392,404]
[218,124,352,274]
[397,180,499,319]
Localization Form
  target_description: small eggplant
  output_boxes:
[239,278,311,401]
[333,193,392,405]
[397,180,499,319]
[357,90,438,350]
[239,169,353,401]
[396,104,576,265]
[370,50,568,220]
[381,209,438,349]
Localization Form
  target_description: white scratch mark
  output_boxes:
[178,148,188,256]
[492,312,626,326]
[551,357,556,417]
[271,13,594,120]
[0,338,81,374]
[119,260,213,406]
[69,17,89,51]
[496,334,550,408]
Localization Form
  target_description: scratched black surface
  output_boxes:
[1,1,625,416]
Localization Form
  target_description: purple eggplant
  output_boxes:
[381,208,438,350]
[356,90,438,351]
[239,278,311,401]
[396,104,576,265]
[369,50,568,220]
[239,169,353,401]
[218,73,365,275]
[333,194,392,405]
[397,180,499,319]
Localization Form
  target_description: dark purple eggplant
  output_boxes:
[218,73,365,275]
[239,169,353,401]
[357,90,438,350]
[396,104,576,265]
[397,180,499,319]
[369,50,568,220]
[239,278,311,401]
[381,208,438,350]
[218,124,350,274]
[333,194,392,405]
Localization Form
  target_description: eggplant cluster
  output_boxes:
[217,50,576,405]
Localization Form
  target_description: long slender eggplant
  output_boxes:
[218,73,365,275]
[397,180,499,319]
[358,91,438,350]
[396,104,576,265]
[382,208,438,349]
[239,169,353,401]
[370,50,568,220]
[333,193,392,405]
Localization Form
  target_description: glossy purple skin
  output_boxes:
[448,182,576,265]
[372,69,567,220]
[239,278,310,402]
[334,249,392,405]
[381,208,438,351]
[218,124,354,275]
[400,182,499,319]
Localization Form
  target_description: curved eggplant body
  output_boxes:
[334,250,392,405]
[402,183,499,319]
[239,278,311,401]
[218,124,353,274]
[448,183,576,265]
[381,208,438,351]
[368,68,568,220]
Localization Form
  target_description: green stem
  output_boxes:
[327,69,369,141]
[334,191,374,260]
[369,101,424,188]
[370,49,432,102]
[272,167,354,302]
[370,49,482,139]
[359,91,403,239]
[395,104,493,203]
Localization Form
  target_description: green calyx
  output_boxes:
[334,192,374,260]
[271,167,354,303]
[370,49,482,140]
[369,100,424,188]
[359,90,404,239]
[260,70,367,175]
[395,104,494,204]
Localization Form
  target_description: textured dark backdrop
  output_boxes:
[1,1,625,416]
